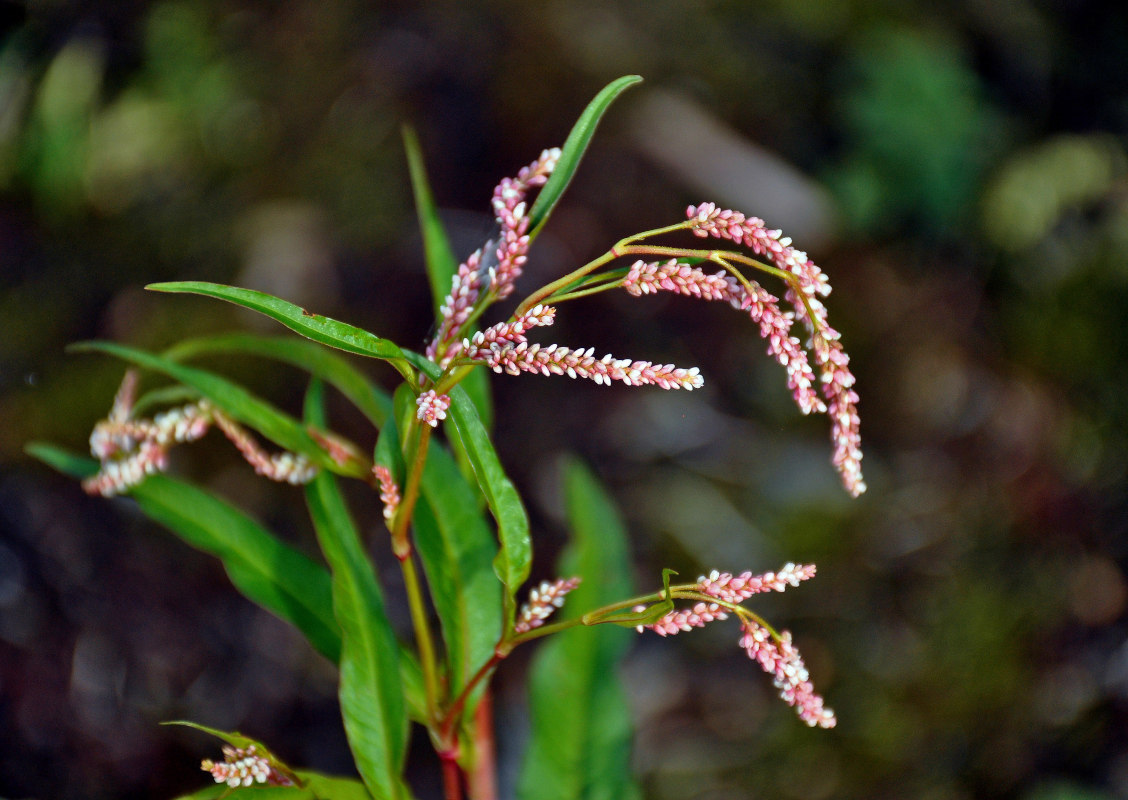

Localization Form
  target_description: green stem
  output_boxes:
[402,554,442,717]
[513,249,619,317]
[390,423,444,717]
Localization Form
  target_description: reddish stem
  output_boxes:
[440,748,463,800]
[467,689,498,800]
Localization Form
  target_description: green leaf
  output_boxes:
[162,721,303,787]
[412,442,502,695]
[404,353,531,618]
[26,441,98,479]
[69,340,368,479]
[450,363,494,435]
[306,471,410,800]
[166,333,393,427]
[173,770,375,800]
[28,443,342,662]
[527,76,642,240]
[402,125,460,319]
[303,385,409,800]
[146,281,414,382]
[517,457,641,800]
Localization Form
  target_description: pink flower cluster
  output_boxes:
[697,563,817,604]
[462,304,703,390]
[372,465,401,521]
[514,576,582,633]
[212,413,317,485]
[637,601,728,637]
[415,390,451,427]
[635,563,833,727]
[201,745,294,788]
[624,260,823,415]
[427,148,561,366]
[618,203,866,497]
[84,392,212,496]
[740,621,836,728]
[84,371,318,496]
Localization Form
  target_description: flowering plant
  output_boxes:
[29,75,862,800]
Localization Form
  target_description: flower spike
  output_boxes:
[514,577,582,633]
[635,563,834,727]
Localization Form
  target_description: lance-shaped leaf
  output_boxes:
[517,457,641,800]
[165,333,393,427]
[306,471,409,800]
[403,124,460,320]
[70,340,368,479]
[404,351,531,622]
[412,441,502,695]
[27,443,342,662]
[527,75,642,240]
[146,281,414,382]
[304,384,409,800]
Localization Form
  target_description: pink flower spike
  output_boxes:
[82,440,168,497]
[108,369,139,423]
[638,601,728,637]
[201,745,293,788]
[698,563,818,604]
[620,259,824,417]
[463,305,556,359]
[739,620,836,728]
[514,577,582,633]
[623,259,731,301]
[373,465,401,521]
[416,390,451,428]
[683,203,864,494]
[212,412,317,484]
[470,340,703,391]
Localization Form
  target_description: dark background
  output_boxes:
[2,1,1127,799]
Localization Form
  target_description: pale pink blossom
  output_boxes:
[514,577,581,633]
[428,148,560,365]
[697,563,817,604]
[372,465,401,521]
[82,439,168,497]
[201,745,293,788]
[683,204,865,494]
[687,203,830,303]
[811,328,865,497]
[623,259,823,415]
[108,368,139,423]
[623,259,730,301]
[637,601,728,637]
[428,249,489,366]
[462,304,556,358]
[415,390,451,428]
[212,412,317,485]
[739,620,836,728]
[472,340,703,391]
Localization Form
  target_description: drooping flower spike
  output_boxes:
[684,203,865,496]
[83,371,318,496]
[634,563,834,728]
[623,260,824,416]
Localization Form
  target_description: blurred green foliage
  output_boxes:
[3,2,1127,800]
